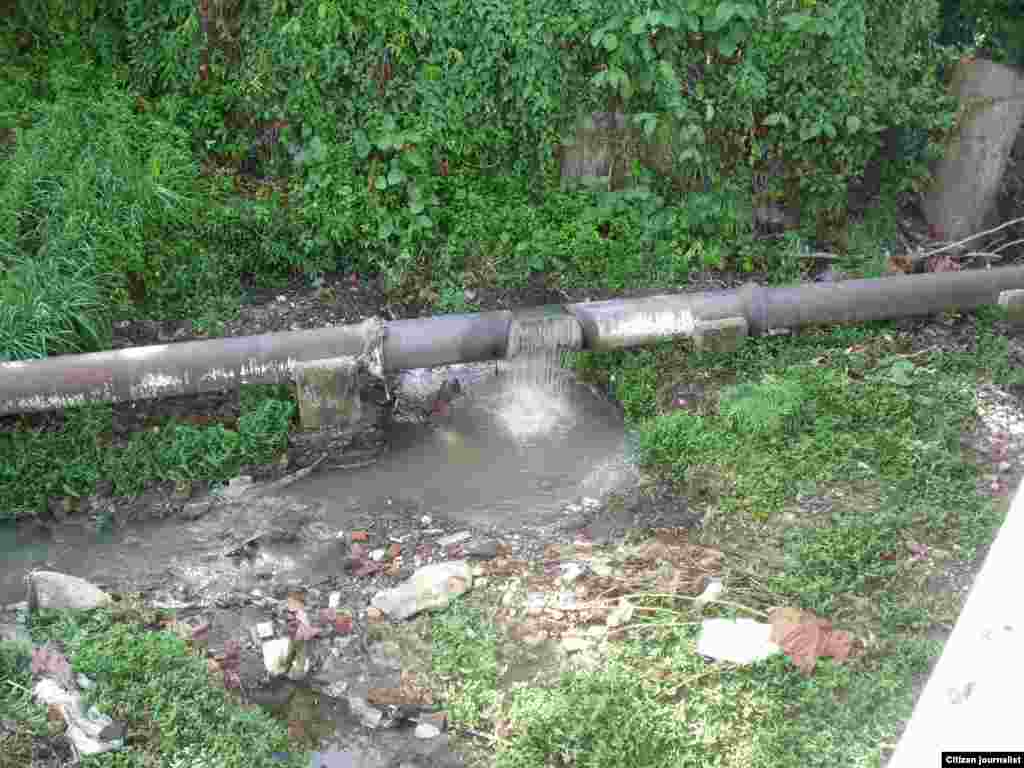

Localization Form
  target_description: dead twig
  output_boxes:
[324,458,378,471]
[632,592,770,619]
[915,215,1024,260]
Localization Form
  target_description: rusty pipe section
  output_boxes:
[567,266,1024,348]
[2,267,1024,416]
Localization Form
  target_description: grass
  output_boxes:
[1,604,309,768]
[418,312,1013,768]
[0,386,295,520]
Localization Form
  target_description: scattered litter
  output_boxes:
[697,618,781,665]
[33,677,125,755]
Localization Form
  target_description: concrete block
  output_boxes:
[293,357,362,431]
[692,317,748,354]
[998,289,1024,328]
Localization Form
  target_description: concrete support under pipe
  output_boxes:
[2,267,1024,416]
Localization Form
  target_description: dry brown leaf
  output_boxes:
[769,607,854,675]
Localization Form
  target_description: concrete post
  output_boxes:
[998,288,1024,329]
[293,357,363,431]
[923,59,1024,243]
[692,317,748,354]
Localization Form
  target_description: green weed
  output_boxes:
[0,390,294,520]
[25,608,307,768]
[431,599,500,731]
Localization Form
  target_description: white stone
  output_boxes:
[370,561,473,620]
[328,592,342,609]
[27,572,111,612]
[370,549,386,562]
[560,563,584,584]
[414,723,441,739]
[561,637,592,652]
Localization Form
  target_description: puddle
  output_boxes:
[284,361,634,530]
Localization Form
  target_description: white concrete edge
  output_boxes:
[887,479,1024,765]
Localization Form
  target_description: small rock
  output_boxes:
[466,540,500,559]
[27,572,112,612]
[328,592,342,609]
[421,515,432,526]
[560,563,584,584]
[606,599,635,628]
[370,561,473,620]
[415,723,441,739]
[348,697,384,729]
[324,681,349,698]
[561,637,592,653]
[526,593,546,617]
[437,531,472,548]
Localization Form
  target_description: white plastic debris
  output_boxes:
[257,621,275,639]
[33,678,124,755]
[693,578,724,609]
[697,618,781,665]
[262,637,293,675]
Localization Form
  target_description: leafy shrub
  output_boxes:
[0,393,295,519]
[6,0,956,292]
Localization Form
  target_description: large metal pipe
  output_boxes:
[2,267,1023,416]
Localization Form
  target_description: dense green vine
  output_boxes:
[0,0,974,306]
